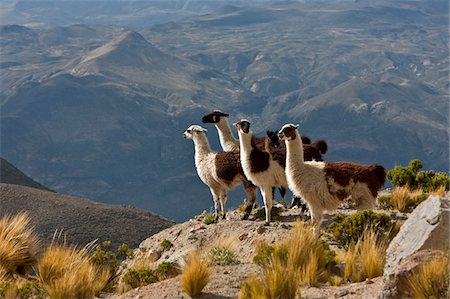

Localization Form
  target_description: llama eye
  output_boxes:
[187,130,192,133]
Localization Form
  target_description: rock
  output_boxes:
[384,196,449,276]
[239,233,248,241]
[256,225,266,234]
[382,249,443,298]
[382,195,450,298]
[145,248,162,262]
[334,289,349,298]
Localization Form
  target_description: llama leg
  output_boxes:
[290,196,300,208]
[309,206,323,237]
[241,180,257,220]
[211,189,220,220]
[220,192,228,220]
[261,186,274,226]
[352,186,376,211]
[279,187,287,207]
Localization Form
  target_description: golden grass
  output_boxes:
[209,234,238,252]
[38,244,109,299]
[238,260,300,299]
[279,221,330,286]
[330,275,343,287]
[0,212,39,275]
[0,265,7,282]
[391,186,413,212]
[430,185,446,197]
[344,229,388,282]
[406,253,449,299]
[180,251,210,298]
[241,220,332,298]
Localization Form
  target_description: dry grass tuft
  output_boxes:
[279,221,333,286]
[238,260,300,299]
[430,185,446,197]
[241,221,334,298]
[391,186,413,212]
[180,250,210,298]
[38,244,109,299]
[406,252,449,299]
[0,212,39,275]
[344,228,388,282]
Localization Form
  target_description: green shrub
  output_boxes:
[207,247,240,266]
[122,268,158,288]
[252,206,283,221]
[155,262,178,280]
[387,160,450,192]
[160,239,173,251]
[91,240,127,275]
[0,280,44,299]
[325,210,395,249]
[203,213,217,225]
[377,195,393,210]
[252,242,275,267]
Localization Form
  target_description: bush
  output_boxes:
[387,160,450,192]
[325,210,395,249]
[203,213,217,225]
[343,228,388,282]
[252,206,283,221]
[122,267,158,289]
[38,244,109,299]
[406,252,449,299]
[239,260,301,299]
[377,195,393,209]
[207,247,240,266]
[0,212,39,276]
[252,242,275,267]
[251,221,335,287]
[180,251,210,297]
[155,262,178,280]
[160,239,173,251]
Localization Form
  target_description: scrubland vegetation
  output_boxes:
[0,160,448,298]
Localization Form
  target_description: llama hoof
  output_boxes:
[264,221,270,227]
[241,213,250,220]
[221,214,226,220]
[215,215,219,221]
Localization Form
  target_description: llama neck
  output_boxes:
[238,131,253,160]
[193,134,212,157]
[285,135,305,166]
[215,118,239,150]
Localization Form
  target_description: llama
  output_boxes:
[235,120,289,225]
[278,124,386,233]
[183,125,257,220]
[266,130,328,210]
[202,110,287,215]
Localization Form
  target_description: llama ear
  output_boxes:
[294,124,300,129]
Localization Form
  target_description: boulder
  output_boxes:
[382,195,450,298]
[382,249,444,298]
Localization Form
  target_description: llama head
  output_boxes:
[266,130,281,148]
[201,110,230,124]
[278,124,299,141]
[183,125,207,140]
[234,119,251,134]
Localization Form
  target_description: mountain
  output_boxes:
[0,157,50,191]
[0,0,448,222]
[0,158,174,248]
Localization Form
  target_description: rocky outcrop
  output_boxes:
[382,195,450,298]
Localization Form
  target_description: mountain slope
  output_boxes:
[0,157,50,191]
[0,183,174,249]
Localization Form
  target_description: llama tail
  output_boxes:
[311,140,328,154]
[370,164,387,187]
